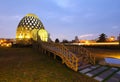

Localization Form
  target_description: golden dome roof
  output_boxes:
[17,13,44,29]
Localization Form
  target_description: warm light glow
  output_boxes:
[18,34,23,39]
[108,36,115,42]
[25,35,30,39]
[0,40,3,43]
[72,42,119,45]
[38,29,48,42]
[26,13,38,19]
[85,40,90,45]
[24,32,31,39]
[109,37,115,41]
[112,56,120,59]
[16,13,49,44]
[31,29,39,41]
[1,42,12,47]
[0,39,7,44]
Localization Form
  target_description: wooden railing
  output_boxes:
[32,37,95,71]
[39,42,79,71]
[65,45,96,65]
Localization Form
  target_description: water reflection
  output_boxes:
[105,57,120,64]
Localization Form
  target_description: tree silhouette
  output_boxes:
[97,33,107,42]
[62,39,69,43]
[55,38,60,43]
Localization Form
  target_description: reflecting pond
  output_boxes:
[105,58,120,64]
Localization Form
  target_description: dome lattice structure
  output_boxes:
[16,13,48,44]
[18,14,44,29]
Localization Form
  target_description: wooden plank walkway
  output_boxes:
[33,40,120,82]
[34,41,96,71]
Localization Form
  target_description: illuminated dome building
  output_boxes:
[16,13,48,44]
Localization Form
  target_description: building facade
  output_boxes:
[16,13,48,44]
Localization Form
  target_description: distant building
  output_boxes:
[16,13,49,44]
[75,36,79,43]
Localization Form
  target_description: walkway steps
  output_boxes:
[79,65,100,74]
[86,66,108,77]
[94,68,118,82]
[106,71,120,82]
[78,64,91,70]
[78,65,120,82]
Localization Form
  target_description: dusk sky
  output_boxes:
[0,0,120,41]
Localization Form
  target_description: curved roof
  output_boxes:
[26,13,39,19]
[17,13,44,29]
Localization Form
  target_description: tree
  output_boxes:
[55,38,60,43]
[97,33,107,42]
[62,39,69,43]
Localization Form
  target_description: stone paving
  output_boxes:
[79,65,120,82]
[106,71,120,82]
[78,64,91,70]
[79,65,100,74]
[86,66,108,77]
[94,67,118,81]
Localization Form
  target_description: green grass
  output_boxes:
[0,47,97,82]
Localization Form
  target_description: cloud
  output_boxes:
[50,31,76,41]
[0,15,22,21]
[112,25,119,29]
[60,15,75,23]
[83,12,96,18]
[45,11,76,23]
[51,34,68,41]
[52,0,76,8]
[12,15,22,21]
[0,15,22,38]
[79,34,94,39]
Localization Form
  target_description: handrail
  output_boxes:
[33,39,96,71]
[39,42,79,71]
[65,45,96,65]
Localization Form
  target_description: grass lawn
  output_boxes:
[0,47,97,82]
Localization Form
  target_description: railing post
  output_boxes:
[41,48,44,54]
[48,51,50,56]
[54,54,56,59]
[75,59,78,71]
[44,49,47,54]
[38,41,96,71]
[62,59,64,64]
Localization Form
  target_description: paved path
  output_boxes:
[79,65,100,74]
[86,66,108,77]
[94,68,118,81]
[106,71,120,82]
[79,65,120,82]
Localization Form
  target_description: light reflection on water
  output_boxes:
[105,58,120,64]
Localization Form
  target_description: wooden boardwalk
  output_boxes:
[33,41,95,71]
[32,41,120,81]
